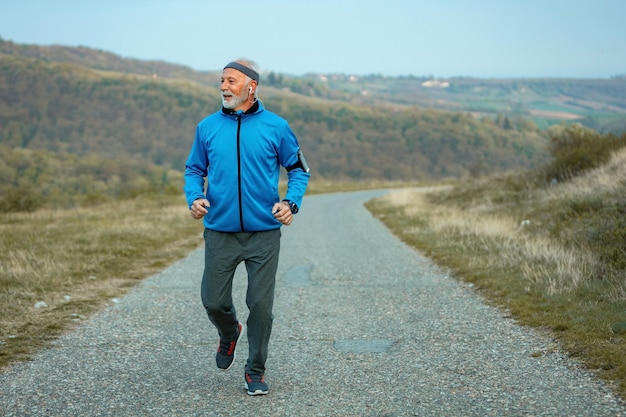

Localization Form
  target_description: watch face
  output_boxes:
[286,200,298,214]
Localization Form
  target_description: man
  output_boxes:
[184,59,310,396]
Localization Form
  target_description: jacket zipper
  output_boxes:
[236,114,244,231]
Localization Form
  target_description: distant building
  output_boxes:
[421,80,449,88]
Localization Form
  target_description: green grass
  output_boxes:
[530,101,587,114]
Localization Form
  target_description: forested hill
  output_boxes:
[3,38,624,133]
[1,41,548,177]
[0,37,222,86]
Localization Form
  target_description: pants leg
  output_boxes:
[201,229,243,340]
[243,229,281,375]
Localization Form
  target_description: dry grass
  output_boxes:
[545,146,626,200]
[0,194,202,366]
[396,192,604,297]
[305,177,425,195]
[367,148,626,399]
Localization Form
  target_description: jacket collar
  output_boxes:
[221,100,260,116]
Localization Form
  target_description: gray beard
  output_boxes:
[222,91,247,109]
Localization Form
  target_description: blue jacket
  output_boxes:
[184,100,310,232]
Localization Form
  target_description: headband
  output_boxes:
[223,62,259,83]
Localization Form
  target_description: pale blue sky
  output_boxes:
[1,0,624,78]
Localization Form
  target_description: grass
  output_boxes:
[0,194,202,367]
[365,147,626,400]
[304,178,424,195]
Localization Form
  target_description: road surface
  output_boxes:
[1,190,624,416]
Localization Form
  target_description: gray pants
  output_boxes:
[201,228,281,375]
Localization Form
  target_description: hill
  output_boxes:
[0,37,222,87]
[2,37,625,135]
[0,41,552,212]
[307,74,626,133]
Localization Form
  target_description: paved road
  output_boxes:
[2,190,625,416]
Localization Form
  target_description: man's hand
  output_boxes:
[190,198,209,220]
[272,201,293,226]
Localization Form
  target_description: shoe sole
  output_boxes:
[219,322,243,371]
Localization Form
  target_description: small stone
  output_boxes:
[63,295,73,301]
[34,301,48,309]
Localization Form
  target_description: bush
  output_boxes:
[0,187,39,213]
[544,124,625,182]
[588,199,626,270]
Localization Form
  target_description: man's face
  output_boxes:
[221,68,250,111]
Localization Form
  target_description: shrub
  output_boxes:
[544,124,625,182]
[0,186,39,213]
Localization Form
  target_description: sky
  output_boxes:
[1,0,625,79]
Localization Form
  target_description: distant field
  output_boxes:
[529,109,583,120]
[319,74,626,133]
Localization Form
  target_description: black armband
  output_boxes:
[286,149,310,173]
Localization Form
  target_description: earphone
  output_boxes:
[249,87,253,94]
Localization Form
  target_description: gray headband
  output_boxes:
[223,62,259,83]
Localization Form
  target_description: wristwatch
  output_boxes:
[282,199,299,214]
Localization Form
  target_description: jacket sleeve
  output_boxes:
[183,125,209,209]
[278,123,310,209]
